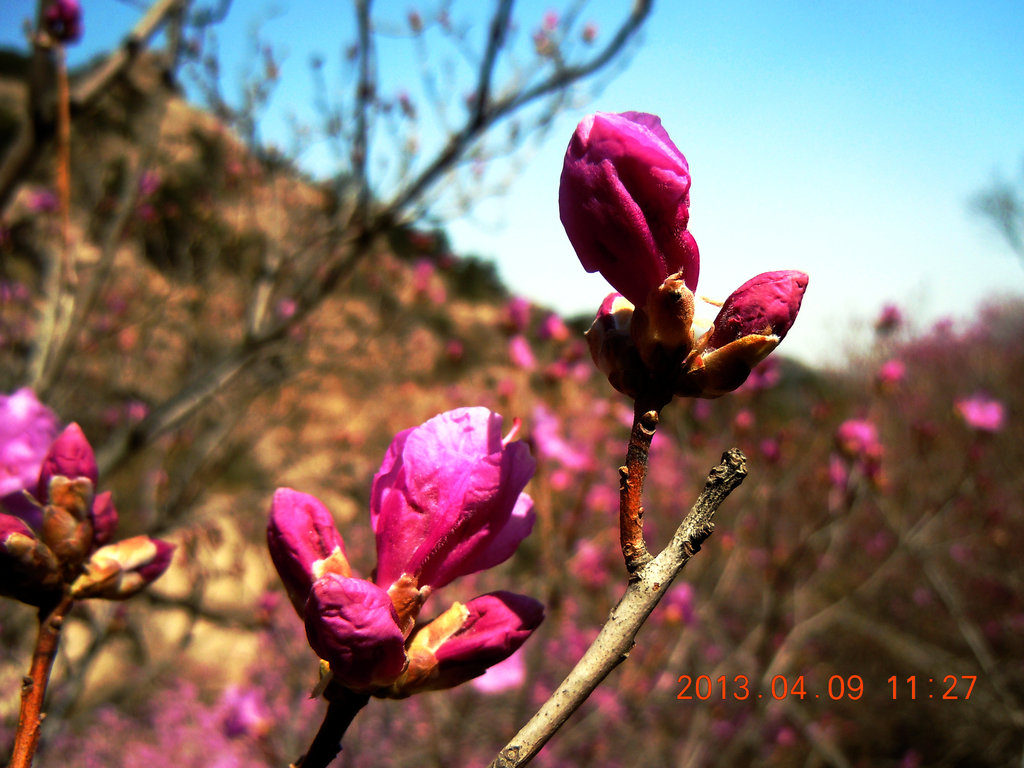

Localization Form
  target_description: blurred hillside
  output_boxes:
[2,51,1023,768]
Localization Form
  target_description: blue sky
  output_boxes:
[4,1,1023,366]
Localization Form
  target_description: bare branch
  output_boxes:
[489,449,748,768]
[350,0,375,227]
[385,0,652,218]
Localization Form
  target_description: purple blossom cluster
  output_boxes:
[2,415,174,607]
[559,111,808,401]
[267,407,543,697]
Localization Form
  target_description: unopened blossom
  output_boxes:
[37,422,98,503]
[560,111,699,307]
[71,535,176,600]
[371,408,535,594]
[267,488,351,615]
[1,512,61,605]
[955,394,1006,433]
[90,491,118,548]
[391,591,543,695]
[304,573,409,690]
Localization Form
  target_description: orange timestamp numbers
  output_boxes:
[676,674,977,701]
[676,675,864,701]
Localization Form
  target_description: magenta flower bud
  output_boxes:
[371,407,535,592]
[559,111,700,307]
[585,293,646,398]
[70,535,175,600]
[433,591,543,670]
[267,488,351,615]
[304,574,408,690]
[44,0,83,43]
[708,271,809,350]
[37,423,98,505]
[393,591,543,695]
[1,512,62,605]
[90,490,118,548]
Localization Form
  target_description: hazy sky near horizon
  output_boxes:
[3,1,1023,366]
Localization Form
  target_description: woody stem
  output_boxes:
[10,592,74,768]
[619,394,667,574]
[292,687,370,768]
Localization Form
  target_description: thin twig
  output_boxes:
[386,0,652,216]
[488,449,748,768]
[10,592,75,768]
[292,687,371,768]
[618,398,663,574]
[350,0,375,227]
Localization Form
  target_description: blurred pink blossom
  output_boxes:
[875,303,903,335]
[570,539,611,588]
[508,334,537,370]
[471,647,526,693]
[27,189,58,213]
[955,394,1005,432]
[504,296,531,333]
[835,419,882,461]
[538,312,570,342]
[218,685,271,739]
[733,409,755,433]
[662,582,696,625]
[531,404,591,472]
[876,358,906,389]
[275,297,297,320]
[0,388,61,499]
[444,338,465,362]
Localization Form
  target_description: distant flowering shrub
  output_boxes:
[267,407,543,698]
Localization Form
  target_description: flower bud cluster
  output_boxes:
[1,423,175,607]
[560,111,808,401]
[267,407,544,698]
[585,270,807,402]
